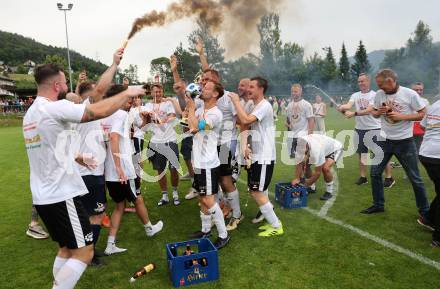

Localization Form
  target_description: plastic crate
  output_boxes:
[166,238,219,287]
[275,183,308,209]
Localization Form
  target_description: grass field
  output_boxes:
[1,110,439,289]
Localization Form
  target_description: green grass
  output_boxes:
[1,110,439,289]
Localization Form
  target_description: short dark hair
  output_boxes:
[203,69,220,81]
[208,81,224,98]
[34,64,64,85]
[376,69,398,81]
[78,81,95,96]
[151,83,163,91]
[251,76,268,94]
[105,84,127,98]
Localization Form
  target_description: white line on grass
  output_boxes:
[318,168,339,217]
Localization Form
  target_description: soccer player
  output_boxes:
[338,73,395,187]
[419,97,440,247]
[312,95,327,134]
[26,205,49,239]
[285,84,315,158]
[198,44,243,231]
[291,134,343,200]
[411,82,430,153]
[73,50,124,266]
[23,60,144,289]
[142,84,181,206]
[186,80,231,249]
[362,69,430,219]
[230,77,284,237]
[103,84,163,255]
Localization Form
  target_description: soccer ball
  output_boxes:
[186,83,201,99]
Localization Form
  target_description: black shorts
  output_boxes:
[80,175,107,216]
[248,161,275,192]
[355,129,380,154]
[217,144,233,177]
[106,179,139,203]
[180,136,193,161]
[133,137,144,154]
[193,166,220,196]
[35,197,93,249]
[147,142,180,172]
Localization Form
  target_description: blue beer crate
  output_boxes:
[275,183,308,209]
[166,238,219,287]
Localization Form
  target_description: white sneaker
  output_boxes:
[104,244,127,255]
[26,224,49,239]
[185,188,198,200]
[146,221,164,237]
[226,214,244,231]
[180,172,191,181]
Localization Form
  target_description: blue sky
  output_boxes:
[1,0,439,80]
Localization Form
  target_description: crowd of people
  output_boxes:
[0,97,33,113]
[21,39,439,289]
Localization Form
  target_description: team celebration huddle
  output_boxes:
[13,3,440,288]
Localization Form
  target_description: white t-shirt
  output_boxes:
[286,99,314,138]
[217,91,237,144]
[250,99,276,164]
[141,101,177,143]
[23,96,88,205]
[349,91,381,130]
[312,102,326,117]
[243,99,255,114]
[192,106,223,169]
[420,99,440,159]
[104,110,136,182]
[129,106,145,140]
[296,134,343,167]
[74,98,106,176]
[374,86,427,140]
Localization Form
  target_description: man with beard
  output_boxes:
[23,61,145,288]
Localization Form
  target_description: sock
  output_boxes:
[144,221,152,229]
[172,188,179,199]
[161,192,169,201]
[107,235,115,245]
[263,190,268,197]
[227,190,241,219]
[200,211,212,233]
[53,258,87,289]
[326,181,334,193]
[208,203,228,239]
[310,183,316,190]
[53,257,68,279]
[90,224,101,247]
[260,202,281,229]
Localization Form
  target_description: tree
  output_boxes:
[407,21,433,58]
[16,64,28,74]
[351,41,371,77]
[223,53,260,90]
[258,13,282,72]
[123,64,139,84]
[188,19,225,70]
[322,47,338,84]
[150,58,172,87]
[339,43,350,83]
[173,43,200,83]
[44,54,68,71]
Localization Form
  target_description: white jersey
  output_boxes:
[129,106,145,140]
[312,102,326,117]
[297,134,343,167]
[374,86,427,140]
[193,106,223,169]
[286,99,314,138]
[250,99,276,164]
[349,91,381,130]
[142,101,177,143]
[217,91,237,145]
[74,98,106,176]
[420,99,440,159]
[23,96,88,205]
[104,110,136,182]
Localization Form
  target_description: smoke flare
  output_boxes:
[128,0,283,58]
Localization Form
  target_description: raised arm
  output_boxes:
[185,96,199,133]
[88,48,124,103]
[170,55,182,84]
[81,86,145,123]
[75,71,87,95]
[195,38,210,71]
[229,93,257,125]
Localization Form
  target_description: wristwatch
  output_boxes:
[354,111,358,116]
